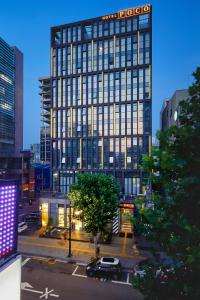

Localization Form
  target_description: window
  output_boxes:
[133,104,137,134]
[104,22,108,36]
[54,31,61,45]
[139,14,149,29]
[110,21,114,35]
[93,23,97,38]
[127,19,131,32]
[77,26,81,41]
[127,37,132,67]
[145,67,150,99]
[139,69,144,100]
[115,20,120,34]
[145,33,150,64]
[133,35,137,66]
[67,28,71,43]
[121,20,125,33]
[63,29,66,44]
[99,22,103,37]
[139,33,144,65]
[133,70,137,100]
[72,27,76,42]
[84,25,92,40]
[133,17,137,31]
[144,103,150,134]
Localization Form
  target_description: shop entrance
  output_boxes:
[120,203,134,233]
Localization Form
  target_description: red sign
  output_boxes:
[119,203,135,209]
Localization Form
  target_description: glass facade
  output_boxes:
[50,5,152,197]
[0,38,15,155]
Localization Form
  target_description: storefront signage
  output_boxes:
[119,203,135,209]
[102,5,151,21]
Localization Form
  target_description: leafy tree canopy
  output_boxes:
[133,68,200,300]
[68,173,119,256]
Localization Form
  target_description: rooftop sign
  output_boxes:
[102,5,151,20]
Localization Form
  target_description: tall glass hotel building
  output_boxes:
[50,4,152,199]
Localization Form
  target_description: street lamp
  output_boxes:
[68,170,75,257]
[68,202,72,257]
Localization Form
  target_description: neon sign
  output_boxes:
[102,5,151,20]
[0,182,18,267]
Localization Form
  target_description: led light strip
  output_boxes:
[0,184,17,259]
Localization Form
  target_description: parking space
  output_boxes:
[21,257,141,300]
[72,263,133,286]
[21,256,133,289]
[22,256,77,275]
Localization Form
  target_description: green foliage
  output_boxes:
[68,173,119,237]
[133,68,200,299]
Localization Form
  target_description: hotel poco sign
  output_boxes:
[0,181,18,267]
[102,5,151,20]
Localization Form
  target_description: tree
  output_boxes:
[68,173,119,258]
[133,68,200,299]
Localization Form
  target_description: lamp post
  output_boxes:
[68,202,72,257]
[68,170,75,257]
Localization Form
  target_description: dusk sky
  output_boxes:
[0,0,199,148]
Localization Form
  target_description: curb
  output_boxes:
[19,251,134,271]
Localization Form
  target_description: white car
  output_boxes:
[18,222,28,233]
[100,257,120,266]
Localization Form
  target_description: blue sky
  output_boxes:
[0,0,199,148]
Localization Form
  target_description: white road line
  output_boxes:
[40,288,54,299]
[112,280,131,286]
[50,293,59,298]
[72,265,79,275]
[22,258,31,267]
[72,265,87,278]
[55,259,69,264]
[126,273,130,283]
[72,273,88,278]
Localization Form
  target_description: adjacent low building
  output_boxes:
[160,89,189,131]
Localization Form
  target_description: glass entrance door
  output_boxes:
[121,208,133,232]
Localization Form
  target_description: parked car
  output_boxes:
[134,258,159,278]
[25,211,41,222]
[134,257,178,279]
[86,257,121,280]
[18,222,28,233]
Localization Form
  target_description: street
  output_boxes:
[21,257,143,300]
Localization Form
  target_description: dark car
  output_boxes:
[86,257,121,280]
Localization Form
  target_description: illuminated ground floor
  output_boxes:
[39,193,137,234]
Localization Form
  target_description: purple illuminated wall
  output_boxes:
[0,182,18,266]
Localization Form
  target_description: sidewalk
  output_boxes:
[18,233,146,269]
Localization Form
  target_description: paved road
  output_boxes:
[21,257,143,300]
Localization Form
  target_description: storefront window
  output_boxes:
[58,205,65,227]
[73,210,83,231]
[42,203,48,227]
